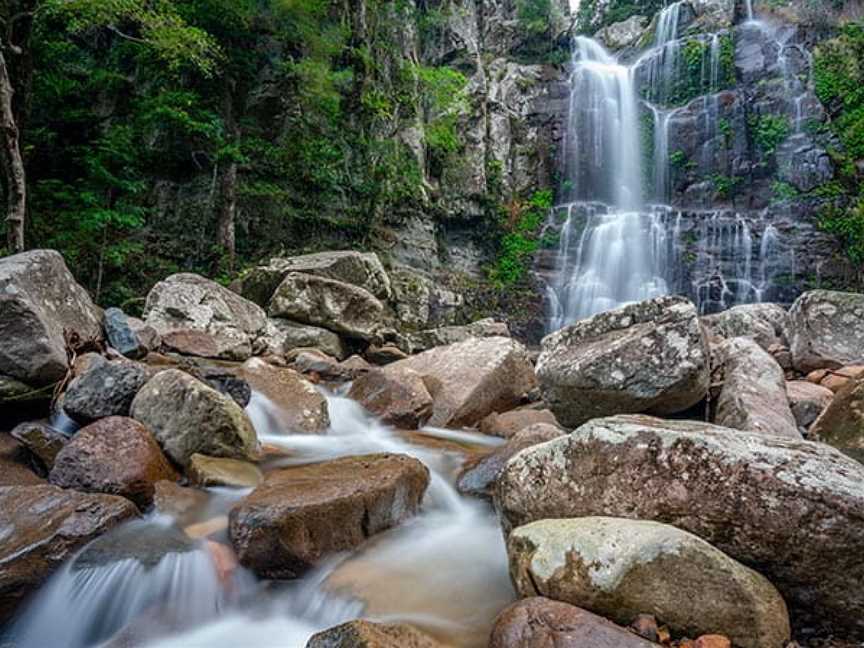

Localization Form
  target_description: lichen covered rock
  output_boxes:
[789,290,864,373]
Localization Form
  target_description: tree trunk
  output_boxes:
[0,47,26,253]
[216,79,238,269]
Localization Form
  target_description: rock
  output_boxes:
[695,636,731,648]
[49,417,178,508]
[187,453,262,488]
[507,517,790,648]
[269,273,384,340]
[62,356,147,425]
[131,369,258,467]
[388,265,463,331]
[365,344,408,365]
[596,15,648,50]
[347,368,434,428]
[478,407,560,439]
[629,614,660,642]
[240,251,392,306]
[701,303,790,351]
[809,374,864,458]
[305,620,443,648]
[0,433,46,486]
[495,414,864,638]
[713,337,800,439]
[786,380,833,430]
[355,337,535,429]
[0,484,137,622]
[0,249,102,386]
[807,365,864,393]
[152,480,210,526]
[290,349,359,383]
[199,371,251,408]
[404,318,509,354]
[537,296,710,428]
[229,453,429,578]
[789,290,864,373]
[258,318,347,360]
[144,273,267,360]
[0,374,50,406]
[10,421,67,472]
[103,307,159,360]
[239,358,329,433]
[456,423,563,498]
[489,597,658,648]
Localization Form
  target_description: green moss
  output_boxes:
[750,114,790,156]
[490,189,553,285]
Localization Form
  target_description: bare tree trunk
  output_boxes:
[0,47,25,253]
[216,80,237,269]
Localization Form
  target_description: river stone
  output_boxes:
[144,273,267,360]
[187,453,262,488]
[49,416,178,508]
[479,407,560,438]
[786,380,833,430]
[713,337,800,439]
[809,374,864,458]
[229,453,429,578]
[0,374,49,406]
[495,414,864,637]
[268,272,384,340]
[239,358,329,433]
[103,307,159,360]
[62,356,148,425]
[347,368,434,428]
[0,484,137,622]
[10,421,67,472]
[789,290,864,373]
[537,296,710,427]
[306,620,443,648]
[258,318,347,359]
[404,318,510,354]
[0,249,102,386]
[701,302,790,351]
[507,517,790,648]
[489,597,658,648]
[131,369,258,467]
[0,433,47,486]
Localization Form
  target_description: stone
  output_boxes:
[229,453,429,578]
[305,620,443,648]
[187,453,262,488]
[695,636,731,648]
[62,356,148,424]
[49,416,178,508]
[388,265,463,330]
[199,371,251,408]
[478,407,560,438]
[365,344,409,365]
[489,597,658,648]
[152,480,210,526]
[269,272,384,340]
[0,485,137,622]
[0,374,49,406]
[239,358,330,433]
[701,302,790,351]
[809,374,864,457]
[789,290,864,373]
[495,414,864,638]
[596,15,648,50]
[131,369,258,467]
[0,249,102,386]
[10,421,67,472]
[537,296,710,428]
[629,615,659,642]
[347,368,434,428]
[258,318,347,360]
[808,365,864,393]
[103,307,159,360]
[290,349,358,383]
[713,337,800,439]
[144,273,267,360]
[0,433,46,486]
[507,517,790,648]
[786,380,833,430]
[404,318,509,354]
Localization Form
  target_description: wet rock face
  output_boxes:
[495,414,864,638]
[0,249,102,387]
[228,453,429,579]
[789,290,864,373]
[537,296,710,427]
[49,416,179,508]
[305,620,444,648]
[809,374,864,458]
[507,517,790,648]
[62,356,148,425]
[489,597,658,648]
[0,485,137,622]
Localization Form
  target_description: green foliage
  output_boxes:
[750,114,790,155]
[490,189,553,285]
[815,23,864,160]
[771,180,799,201]
[820,198,864,264]
[712,173,740,199]
[669,149,688,167]
[576,0,663,34]
[517,0,560,35]
[647,34,736,106]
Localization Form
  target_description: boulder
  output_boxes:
[290,349,359,383]
[786,380,833,430]
[807,365,864,393]
[62,356,147,425]
[187,453,262,488]
[365,344,409,365]
[536,296,710,427]
[0,249,102,386]
[596,15,648,50]
[103,307,160,360]
[229,453,429,578]
[258,318,347,360]
[479,407,560,439]
[269,273,384,340]
[789,290,864,373]
[144,273,267,360]
[388,265,462,330]
[49,417,178,508]
[496,414,864,637]
[0,434,46,486]
[152,480,210,526]
[239,358,330,433]
[701,303,790,351]
[131,369,258,467]
[10,421,67,472]
[347,368,433,428]
[507,517,790,648]
[713,337,800,439]
[306,620,443,648]
[809,374,864,458]
[489,597,658,648]
[352,337,536,429]
[0,485,137,621]
[0,374,51,406]
[404,318,509,354]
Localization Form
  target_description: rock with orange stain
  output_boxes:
[694,636,732,648]
[205,540,238,587]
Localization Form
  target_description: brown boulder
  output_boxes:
[49,417,178,508]
[306,620,443,648]
[229,453,429,578]
[239,358,330,433]
[348,368,434,428]
[0,433,46,486]
[187,453,262,488]
[786,380,833,430]
[807,365,864,393]
[10,421,67,472]
[810,374,864,458]
[479,407,560,438]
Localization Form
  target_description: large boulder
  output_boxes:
[496,414,864,637]
[388,265,462,330]
[347,368,433,428]
[0,249,102,386]
[489,597,658,648]
[269,273,384,340]
[10,421,67,472]
[809,374,864,458]
[103,307,160,360]
[404,318,509,354]
[507,517,790,648]
[713,337,800,439]
[537,296,710,427]
[62,356,147,425]
[479,407,560,439]
[352,337,536,429]
[131,369,258,467]
[0,485,137,621]
[786,380,833,430]
[701,303,790,351]
[229,453,428,578]
[789,290,864,373]
[306,620,443,648]
[144,273,267,360]
[258,318,347,360]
